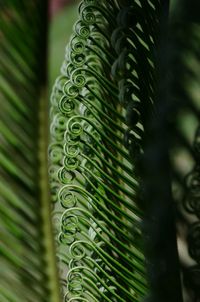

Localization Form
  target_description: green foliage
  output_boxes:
[142,1,200,300]
[49,0,160,301]
[49,3,79,88]
[1,0,200,302]
[0,1,60,302]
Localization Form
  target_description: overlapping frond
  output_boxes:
[142,0,200,301]
[170,2,200,300]
[49,1,162,301]
[0,1,60,302]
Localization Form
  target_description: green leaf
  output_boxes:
[49,1,162,301]
[0,1,61,302]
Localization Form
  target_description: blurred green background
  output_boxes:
[48,1,79,89]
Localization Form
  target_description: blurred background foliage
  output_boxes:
[49,1,78,88]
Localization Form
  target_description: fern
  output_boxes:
[168,3,200,300]
[1,0,200,302]
[142,0,200,301]
[0,1,60,302]
[49,0,162,301]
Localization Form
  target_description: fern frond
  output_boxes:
[170,3,200,300]
[49,1,162,301]
[0,1,60,301]
[142,0,200,301]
